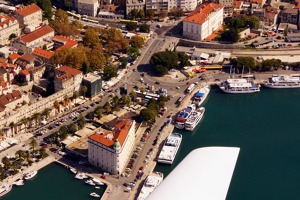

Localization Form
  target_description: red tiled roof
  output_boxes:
[19,25,53,43]
[22,69,29,75]
[19,53,35,63]
[250,0,263,4]
[0,58,7,63]
[0,62,16,68]
[15,4,42,16]
[89,120,133,148]
[0,15,17,28]
[56,73,73,81]
[8,53,21,61]
[57,66,82,76]
[52,35,78,51]
[32,48,54,59]
[233,1,243,8]
[0,90,22,109]
[184,3,224,25]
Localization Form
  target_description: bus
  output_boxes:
[66,11,81,19]
[186,84,196,93]
[82,17,99,24]
[120,19,138,24]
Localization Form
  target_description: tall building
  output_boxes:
[55,66,83,92]
[88,120,136,175]
[82,73,102,98]
[77,0,100,17]
[0,16,20,45]
[182,3,224,41]
[14,3,42,28]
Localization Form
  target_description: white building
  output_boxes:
[146,0,198,13]
[78,0,99,17]
[14,3,42,29]
[0,16,20,45]
[126,0,145,16]
[88,120,136,175]
[182,3,224,41]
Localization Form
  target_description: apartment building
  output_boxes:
[183,3,224,41]
[126,0,145,16]
[146,0,198,13]
[55,65,83,92]
[14,3,42,28]
[78,0,99,17]
[82,73,102,98]
[88,120,136,175]
[280,8,299,25]
[0,16,20,45]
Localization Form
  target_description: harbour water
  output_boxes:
[2,162,106,200]
[155,86,300,200]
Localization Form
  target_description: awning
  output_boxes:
[195,92,204,97]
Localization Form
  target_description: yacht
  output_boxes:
[193,85,210,107]
[90,192,100,198]
[0,184,12,197]
[158,133,182,164]
[92,178,104,185]
[137,172,164,200]
[185,107,205,131]
[75,172,88,179]
[263,74,300,88]
[13,178,24,186]
[70,168,77,174]
[175,104,196,129]
[85,179,96,186]
[218,79,260,93]
[24,171,38,180]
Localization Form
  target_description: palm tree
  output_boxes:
[29,138,37,154]
[64,95,69,103]
[32,113,41,127]
[20,117,29,132]
[9,122,15,136]
[73,91,78,104]
[140,87,145,93]
[130,91,137,102]
[41,108,50,120]
[1,156,11,170]
[104,102,111,114]
[81,85,88,99]
[15,150,26,161]
[53,101,59,109]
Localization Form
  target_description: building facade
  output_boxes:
[82,73,102,98]
[0,16,20,45]
[55,66,83,92]
[126,0,145,16]
[88,120,136,175]
[14,3,42,28]
[182,3,224,41]
[78,0,99,17]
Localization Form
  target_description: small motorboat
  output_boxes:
[24,171,38,180]
[75,173,88,179]
[13,179,24,186]
[70,168,77,174]
[85,179,96,186]
[92,178,104,185]
[90,192,100,198]
[95,186,100,189]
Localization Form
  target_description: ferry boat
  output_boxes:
[137,172,164,200]
[0,184,12,197]
[90,192,100,198]
[262,74,300,88]
[193,85,210,107]
[185,107,205,131]
[24,171,38,180]
[158,133,182,164]
[175,104,196,129]
[218,79,260,93]
[13,178,24,186]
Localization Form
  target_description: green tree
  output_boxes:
[94,108,102,120]
[64,0,73,9]
[20,117,29,131]
[41,108,50,119]
[53,101,59,109]
[140,108,156,122]
[129,91,137,102]
[88,45,106,70]
[178,52,191,69]
[139,24,150,33]
[126,22,138,31]
[128,8,139,19]
[77,114,86,128]
[103,65,118,81]
[9,33,17,40]
[68,123,78,133]
[279,5,284,10]
[130,35,145,49]
[37,0,53,20]
[104,102,111,114]
[146,9,155,20]
[137,9,145,19]
[29,138,38,153]
[83,29,100,48]
[73,91,78,103]
[9,122,16,135]
[230,57,256,71]
[86,112,94,120]
[127,47,140,60]
[169,7,184,18]
[81,85,88,98]
[1,156,11,170]
[221,29,240,43]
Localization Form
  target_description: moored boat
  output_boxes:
[24,171,38,180]
[70,168,77,174]
[158,133,182,164]
[92,178,104,185]
[90,192,100,198]
[13,178,24,186]
[193,85,210,107]
[75,172,88,179]
[262,74,300,88]
[137,172,164,200]
[185,107,205,131]
[218,79,260,93]
[175,104,196,129]
[0,184,12,197]
[85,179,96,186]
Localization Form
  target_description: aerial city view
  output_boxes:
[1,0,300,199]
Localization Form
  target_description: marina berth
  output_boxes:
[158,133,182,165]
[175,104,196,129]
[137,172,164,200]
[24,171,38,180]
[148,147,240,200]
[193,85,210,107]
[263,74,300,88]
[0,184,12,197]
[185,107,205,131]
[218,79,260,93]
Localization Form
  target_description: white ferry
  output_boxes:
[0,184,12,197]
[175,104,196,129]
[24,170,38,180]
[263,74,300,88]
[185,107,205,131]
[158,133,182,164]
[137,172,164,200]
[193,85,210,107]
[218,79,260,93]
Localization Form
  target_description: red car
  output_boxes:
[42,145,48,149]
[288,44,292,46]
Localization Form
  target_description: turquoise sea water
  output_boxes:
[155,86,300,200]
[1,163,106,200]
